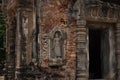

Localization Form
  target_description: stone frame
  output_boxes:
[75,0,119,80]
[87,22,116,79]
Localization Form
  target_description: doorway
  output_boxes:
[89,28,102,79]
[88,25,116,79]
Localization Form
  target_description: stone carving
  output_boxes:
[57,0,70,9]
[49,26,66,66]
[52,31,62,58]
[40,34,49,66]
[22,16,28,36]
[32,29,37,60]
[21,15,28,64]
[85,1,120,19]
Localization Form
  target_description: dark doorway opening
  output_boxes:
[0,11,6,75]
[89,29,102,79]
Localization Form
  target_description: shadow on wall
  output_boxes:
[0,10,6,76]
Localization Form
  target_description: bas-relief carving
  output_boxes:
[21,11,38,65]
[31,29,37,60]
[21,15,28,65]
[85,3,120,19]
[41,34,49,59]
[40,34,49,66]
[49,26,66,66]
[22,15,28,37]
[52,31,62,58]
[40,26,66,67]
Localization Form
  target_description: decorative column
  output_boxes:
[15,10,21,79]
[15,7,34,79]
[76,19,88,80]
[6,17,16,80]
[75,0,88,80]
[5,19,9,80]
[116,22,120,80]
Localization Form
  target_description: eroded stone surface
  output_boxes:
[2,0,120,80]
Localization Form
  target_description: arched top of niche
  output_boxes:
[49,26,66,40]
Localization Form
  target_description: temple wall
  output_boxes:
[38,0,77,79]
[2,0,120,80]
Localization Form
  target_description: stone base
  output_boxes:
[49,58,64,67]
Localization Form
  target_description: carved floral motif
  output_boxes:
[40,34,49,67]
[86,3,120,19]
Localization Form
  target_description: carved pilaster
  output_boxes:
[15,10,21,80]
[15,9,28,79]
[76,19,88,80]
[6,16,16,80]
[74,0,88,79]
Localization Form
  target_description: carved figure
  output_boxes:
[32,29,37,59]
[21,16,28,64]
[53,31,62,58]
[49,27,66,66]
[22,16,28,36]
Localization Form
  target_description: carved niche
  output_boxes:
[49,26,66,67]
[21,13,28,65]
